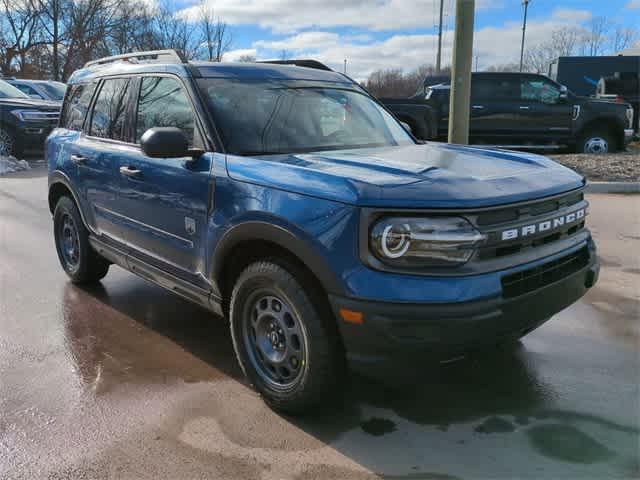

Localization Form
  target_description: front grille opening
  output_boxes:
[501,247,589,299]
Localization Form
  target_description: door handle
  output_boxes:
[519,106,530,110]
[472,105,485,109]
[70,154,86,164]
[120,166,142,178]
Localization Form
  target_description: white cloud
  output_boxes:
[180,0,493,34]
[249,8,594,81]
[626,0,640,8]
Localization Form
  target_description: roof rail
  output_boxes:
[84,49,187,68]
[258,59,333,72]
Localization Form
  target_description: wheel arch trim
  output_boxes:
[48,171,95,234]
[212,220,345,297]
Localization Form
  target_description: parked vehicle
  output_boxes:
[0,79,61,158]
[47,50,599,413]
[4,78,67,101]
[382,72,634,153]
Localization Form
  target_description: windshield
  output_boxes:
[0,80,29,99]
[198,79,413,155]
[38,81,66,100]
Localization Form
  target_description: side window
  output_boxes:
[60,83,96,131]
[89,78,131,141]
[521,78,561,104]
[135,77,196,145]
[473,78,519,101]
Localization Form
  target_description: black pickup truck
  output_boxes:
[382,72,635,154]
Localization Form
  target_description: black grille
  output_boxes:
[501,247,589,299]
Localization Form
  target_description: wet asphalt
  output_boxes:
[0,166,638,479]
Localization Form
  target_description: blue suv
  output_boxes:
[47,50,599,413]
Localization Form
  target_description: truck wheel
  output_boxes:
[578,128,615,154]
[0,127,17,157]
[229,260,344,414]
[53,196,109,284]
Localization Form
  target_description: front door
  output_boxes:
[115,75,212,285]
[517,76,573,143]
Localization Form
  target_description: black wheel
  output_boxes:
[578,127,615,154]
[229,260,344,413]
[53,196,109,284]
[0,127,18,158]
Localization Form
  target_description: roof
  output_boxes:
[68,60,353,85]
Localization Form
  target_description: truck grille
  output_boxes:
[501,247,589,299]
[471,190,587,260]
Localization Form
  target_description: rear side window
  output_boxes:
[14,83,42,98]
[472,78,518,101]
[135,76,195,145]
[60,83,96,131]
[90,78,131,141]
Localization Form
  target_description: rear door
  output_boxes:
[469,75,521,142]
[115,75,212,286]
[517,75,572,142]
[77,76,137,245]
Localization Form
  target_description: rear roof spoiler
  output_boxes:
[258,59,333,71]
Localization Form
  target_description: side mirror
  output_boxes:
[400,121,413,135]
[559,85,568,101]
[140,127,193,159]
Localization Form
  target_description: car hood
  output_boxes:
[226,143,585,208]
[0,97,61,110]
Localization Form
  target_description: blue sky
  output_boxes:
[179,0,640,79]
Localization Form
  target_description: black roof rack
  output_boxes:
[258,59,333,71]
[84,49,187,68]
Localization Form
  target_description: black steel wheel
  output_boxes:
[230,260,344,413]
[243,293,308,390]
[53,196,110,284]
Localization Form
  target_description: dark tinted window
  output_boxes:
[472,77,519,100]
[135,77,195,145]
[60,83,96,131]
[90,78,131,140]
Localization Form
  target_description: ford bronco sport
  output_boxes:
[47,50,599,413]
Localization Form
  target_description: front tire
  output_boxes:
[229,260,344,414]
[53,196,109,284]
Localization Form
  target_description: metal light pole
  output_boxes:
[436,0,445,74]
[519,0,530,72]
[448,0,475,145]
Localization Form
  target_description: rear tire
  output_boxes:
[577,127,615,154]
[53,196,109,284]
[229,260,344,414]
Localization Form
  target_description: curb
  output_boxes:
[585,182,640,194]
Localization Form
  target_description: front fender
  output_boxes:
[211,216,350,297]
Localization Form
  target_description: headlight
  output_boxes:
[10,109,55,122]
[626,108,634,129]
[370,217,486,267]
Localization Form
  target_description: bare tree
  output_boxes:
[237,54,256,62]
[198,0,232,61]
[0,0,45,76]
[365,64,446,98]
[612,26,639,53]
[581,16,612,56]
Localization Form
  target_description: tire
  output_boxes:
[53,196,109,284]
[0,127,19,158]
[577,127,615,154]
[229,260,344,414]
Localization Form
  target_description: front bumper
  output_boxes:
[624,128,635,145]
[16,124,55,153]
[330,242,599,378]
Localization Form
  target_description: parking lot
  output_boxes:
[1,166,638,479]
